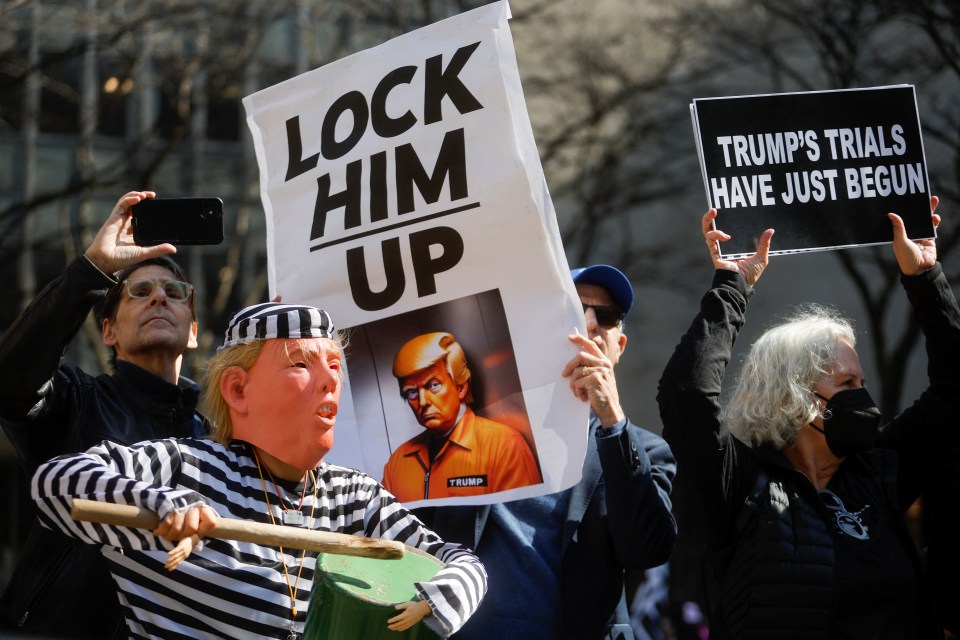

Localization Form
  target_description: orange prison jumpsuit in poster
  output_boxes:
[382,408,542,502]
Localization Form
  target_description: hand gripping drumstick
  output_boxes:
[71,498,405,570]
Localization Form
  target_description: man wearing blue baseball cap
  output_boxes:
[421,264,677,640]
[566,264,635,428]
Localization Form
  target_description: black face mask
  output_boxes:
[809,388,882,458]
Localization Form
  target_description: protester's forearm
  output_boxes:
[903,264,960,389]
[656,272,756,548]
[0,256,114,416]
[658,270,750,406]
[599,422,677,569]
[658,271,750,466]
[881,264,960,507]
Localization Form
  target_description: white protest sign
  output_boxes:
[691,85,934,259]
[243,1,587,507]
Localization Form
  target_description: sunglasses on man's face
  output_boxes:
[123,278,194,302]
[582,303,625,329]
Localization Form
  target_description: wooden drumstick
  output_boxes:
[71,498,405,561]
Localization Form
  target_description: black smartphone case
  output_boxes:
[132,197,224,246]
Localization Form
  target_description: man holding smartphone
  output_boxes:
[0,191,207,639]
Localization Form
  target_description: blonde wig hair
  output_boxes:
[723,305,855,450]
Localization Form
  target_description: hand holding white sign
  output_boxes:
[243,1,588,506]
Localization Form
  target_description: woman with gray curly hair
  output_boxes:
[658,199,955,639]
[723,305,855,451]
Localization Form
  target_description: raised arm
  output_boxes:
[659,210,773,449]
[877,198,960,506]
[0,255,114,425]
[0,192,175,466]
[563,309,677,567]
[656,211,772,545]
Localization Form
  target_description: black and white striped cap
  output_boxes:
[219,302,335,351]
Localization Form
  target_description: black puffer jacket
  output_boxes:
[658,266,956,639]
[710,447,934,639]
[0,256,205,639]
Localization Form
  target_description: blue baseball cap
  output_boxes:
[570,264,634,315]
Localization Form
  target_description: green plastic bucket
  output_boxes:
[303,545,443,639]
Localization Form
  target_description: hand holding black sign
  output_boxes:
[702,208,773,286]
[691,85,935,258]
[702,196,940,282]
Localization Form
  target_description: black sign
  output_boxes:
[691,85,933,258]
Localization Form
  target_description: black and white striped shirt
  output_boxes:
[32,437,486,639]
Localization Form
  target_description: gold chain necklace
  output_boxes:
[253,449,318,636]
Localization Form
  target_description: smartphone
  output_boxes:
[132,197,224,246]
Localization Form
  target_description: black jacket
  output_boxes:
[658,266,956,639]
[0,256,205,638]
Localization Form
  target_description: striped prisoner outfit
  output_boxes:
[32,437,486,639]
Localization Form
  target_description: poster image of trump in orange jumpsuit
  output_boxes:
[382,332,542,502]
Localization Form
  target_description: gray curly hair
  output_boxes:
[723,304,856,450]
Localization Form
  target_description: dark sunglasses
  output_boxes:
[582,303,625,328]
[123,278,194,302]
